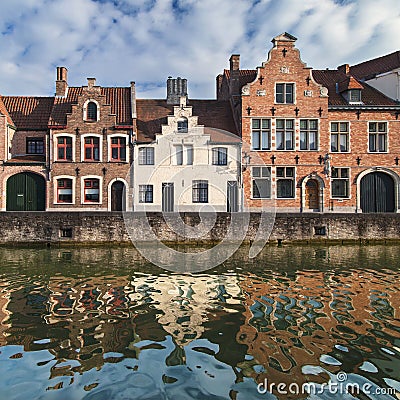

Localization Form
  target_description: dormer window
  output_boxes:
[349,89,362,103]
[177,117,188,133]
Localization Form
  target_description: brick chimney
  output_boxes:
[56,67,68,97]
[338,64,350,74]
[167,76,188,104]
[229,54,240,96]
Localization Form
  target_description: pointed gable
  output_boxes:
[0,96,14,126]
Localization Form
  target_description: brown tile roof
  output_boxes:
[2,96,54,129]
[350,51,400,81]
[337,76,364,93]
[136,99,239,143]
[312,69,398,106]
[224,69,257,87]
[0,96,14,126]
[49,86,132,127]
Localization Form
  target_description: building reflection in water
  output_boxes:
[0,245,399,399]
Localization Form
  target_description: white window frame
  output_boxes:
[83,99,100,122]
[81,175,103,205]
[251,166,271,199]
[251,118,271,151]
[368,121,388,153]
[53,175,76,205]
[275,119,295,151]
[138,147,154,165]
[299,119,318,151]
[81,133,103,162]
[275,83,295,104]
[276,166,296,199]
[53,133,76,162]
[331,167,351,199]
[107,133,129,162]
[330,121,350,153]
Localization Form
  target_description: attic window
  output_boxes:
[86,101,98,121]
[177,117,188,133]
[349,89,362,103]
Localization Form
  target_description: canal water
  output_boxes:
[0,245,399,399]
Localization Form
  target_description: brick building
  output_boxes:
[217,32,400,212]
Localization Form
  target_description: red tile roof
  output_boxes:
[2,96,54,129]
[224,69,257,88]
[350,51,400,81]
[0,96,14,126]
[49,86,132,127]
[312,69,397,106]
[136,99,238,143]
[337,76,364,93]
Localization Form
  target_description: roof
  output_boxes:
[0,96,14,126]
[223,69,257,88]
[135,99,239,143]
[350,51,400,81]
[49,86,132,127]
[312,69,398,106]
[2,96,54,129]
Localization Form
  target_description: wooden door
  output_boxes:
[111,181,124,211]
[361,172,395,213]
[305,179,319,210]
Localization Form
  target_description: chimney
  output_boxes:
[167,76,188,104]
[338,64,350,75]
[230,54,240,72]
[56,67,68,97]
[229,54,241,96]
[87,78,96,88]
[130,81,137,119]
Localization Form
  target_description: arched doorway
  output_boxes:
[6,172,46,211]
[360,172,395,213]
[111,181,125,211]
[305,179,319,210]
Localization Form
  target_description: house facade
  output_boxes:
[217,32,400,213]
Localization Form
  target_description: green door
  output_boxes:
[6,173,46,211]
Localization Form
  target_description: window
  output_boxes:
[57,179,73,203]
[276,167,295,198]
[86,102,97,121]
[57,137,73,160]
[331,122,349,152]
[276,119,294,150]
[177,117,188,133]
[300,119,318,150]
[84,178,100,203]
[349,90,361,103]
[111,137,126,161]
[26,138,44,154]
[192,180,208,203]
[369,122,387,152]
[331,168,349,198]
[251,119,271,150]
[252,167,271,199]
[212,147,228,165]
[276,83,294,104]
[139,185,153,203]
[186,146,193,165]
[84,137,100,161]
[175,145,183,165]
[138,147,154,165]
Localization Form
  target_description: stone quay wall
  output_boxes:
[1,212,400,245]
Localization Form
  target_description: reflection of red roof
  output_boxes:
[49,87,132,127]
[312,69,397,106]
[136,99,239,143]
[350,51,400,81]
[0,96,14,126]
[2,96,54,129]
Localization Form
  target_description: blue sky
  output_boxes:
[0,0,399,98]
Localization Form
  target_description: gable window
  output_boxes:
[331,122,349,152]
[57,137,73,161]
[300,119,318,150]
[276,167,295,198]
[331,168,350,198]
[349,90,361,103]
[86,102,97,121]
[369,122,387,152]
[111,137,126,161]
[177,117,188,133]
[175,145,183,165]
[252,167,271,199]
[57,178,73,203]
[212,147,228,166]
[84,178,100,203]
[276,119,294,150]
[138,147,154,165]
[251,119,271,150]
[276,83,294,104]
[26,138,44,154]
[84,137,100,161]
[139,185,153,203]
[192,180,208,203]
[186,146,193,165]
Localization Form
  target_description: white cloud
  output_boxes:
[0,0,399,98]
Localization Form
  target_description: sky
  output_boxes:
[0,0,399,99]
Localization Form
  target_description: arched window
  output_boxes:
[177,117,188,133]
[86,101,97,121]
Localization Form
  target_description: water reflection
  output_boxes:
[0,245,399,399]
